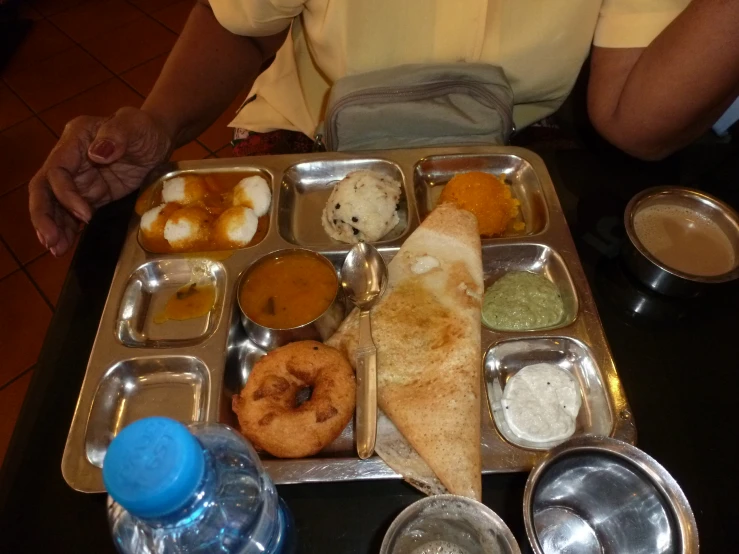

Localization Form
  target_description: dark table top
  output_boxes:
[1,141,738,553]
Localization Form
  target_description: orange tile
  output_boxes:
[128,0,182,14]
[0,271,52,385]
[0,118,58,196]
[200,120,235,153]
[0,83,32,132]
[215,144,235,158]
[82,16,176,74]
[39,78,144,136]
[26,240,77,306]
[120,54,167,97]
[151,0,193,34]
[31,0,89,17]
[199,94,245,152]
[0,242,18,279]
[0,185,48,264]
[171,140,210,161]
[0,370,34,466]
[3,46,112,112]
[2,20,76,76]
[50,0,143,43]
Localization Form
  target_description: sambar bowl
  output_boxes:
[623,186,739,297]
[523,436,698,554]
[236,248,345,350]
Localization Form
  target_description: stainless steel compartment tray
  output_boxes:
[62,147,635,493]
[116,258,226,348]
[279,158,409,248]
[484,337,613,451]
[85,356,210,467]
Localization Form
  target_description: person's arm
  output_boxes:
[29,0,288,256]
[142,0,288,149]
[588,0,739,160]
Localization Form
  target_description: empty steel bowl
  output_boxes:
[237,248,345,350]
[623,186,739,297]
[380,495,521,554]
[524,436,698,554]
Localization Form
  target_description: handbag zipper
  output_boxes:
[324,81,513,150]
[313,133,325,152]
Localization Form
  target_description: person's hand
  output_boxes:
[29,107,173,256]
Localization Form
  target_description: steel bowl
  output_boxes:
[623,186,739,297]
[523,436,699,554]
[380,494,521,554]
[237,248,345,350]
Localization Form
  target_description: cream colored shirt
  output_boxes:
[211,0,690,137]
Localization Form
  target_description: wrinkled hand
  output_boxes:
[29,107,172,256]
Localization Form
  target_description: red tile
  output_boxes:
[26,239,77,306]
[198,95,245,152]
[0,271,51,385]
[0,185,47,264]
[2,20,76,76]
[0,370,34,466]
[127,0,182,14]
[50,0,143,43]
[31,0,89,17]
[18,3,44,20]
[0,83,32,132]
[0,242,18,279]
[39,78,143,136]
[120,54,167,96]
[151,0,193,34]
[0,118,58,195]
[3,46,112,112]
[82,16,176,75]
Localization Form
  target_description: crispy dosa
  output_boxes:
[328,203,483,499]
[375,411,447,496]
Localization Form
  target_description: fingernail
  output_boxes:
[72,210,90,223]
[90,139,115,159]
[36,230,48,249]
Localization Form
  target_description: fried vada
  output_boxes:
[232,341,355,458]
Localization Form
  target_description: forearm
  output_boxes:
[589,0,739,160]
[142,0,287,149]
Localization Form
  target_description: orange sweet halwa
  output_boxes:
[438,171,523,237]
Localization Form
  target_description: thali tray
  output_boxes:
[62,146,636,493]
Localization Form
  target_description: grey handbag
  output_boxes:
[320,63,514,151]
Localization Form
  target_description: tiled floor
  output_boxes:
[0,0,242,465]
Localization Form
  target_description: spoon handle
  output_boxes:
[355,309,377,459]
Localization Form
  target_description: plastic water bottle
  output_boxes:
[103,417,295,554]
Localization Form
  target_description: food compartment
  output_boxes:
[413,154,548,236]
[85,356,210,467]
[278,158,408,248]
[222,266,357,459]
[136,169,272,254]
[484,337,613,450]
[116,258,226,347]
[481,243,578,331]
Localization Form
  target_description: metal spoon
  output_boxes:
[341,242,388,459]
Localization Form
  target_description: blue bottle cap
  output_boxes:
[103,417,205,519]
